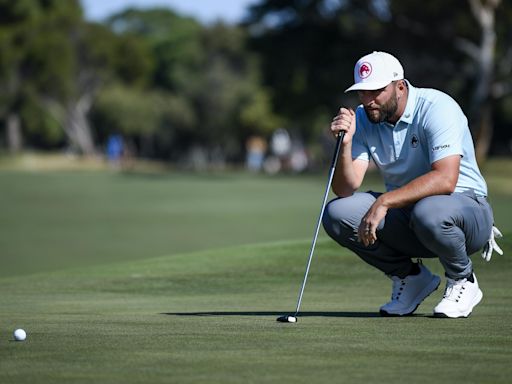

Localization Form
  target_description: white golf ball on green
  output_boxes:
[13,329,27,341]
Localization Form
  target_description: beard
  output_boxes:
[364,93,399,123]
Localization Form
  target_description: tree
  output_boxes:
[40,18,152,155]
[0,0,154,155]
[192,23,282,159]
[0,0,48,152]
[100,9,200,159]
[106,9,282,161]
[244,0,512,158]
[91,84,196,159]
[457,0,511,160]
[387,0,512,161]
[244,0,392,140]
[108,8,204,94]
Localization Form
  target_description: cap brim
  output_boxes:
[344,80,393,93]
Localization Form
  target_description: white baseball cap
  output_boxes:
[345,51,404,92]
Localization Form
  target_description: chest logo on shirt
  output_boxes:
[359,62,372,79]
[411,134,419,148]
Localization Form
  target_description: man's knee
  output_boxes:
[322,193,376,239]
[322,198,344,238]
[410,196,451,241]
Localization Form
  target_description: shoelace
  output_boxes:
[390,261,423,301]
[391,278,406,301]
[443,278,467,302]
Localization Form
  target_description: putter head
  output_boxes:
[276,315,297,323]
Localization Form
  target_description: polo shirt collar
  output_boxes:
[397,80,416,125]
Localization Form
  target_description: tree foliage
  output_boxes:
[0,0,510,161]
[105,9,281,160]
[244,0,512,156]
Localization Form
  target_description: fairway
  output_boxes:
[1,166,511,383]
[0,170,352,277]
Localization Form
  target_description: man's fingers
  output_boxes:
[483,243,492,261]
[481,225,504,261]
[357,222,375,247]
[493,226,503,238]
[491,239,503,255]
[370,231,377,245]
[482,246,491,261]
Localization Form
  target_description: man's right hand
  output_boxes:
[330,107,356,143]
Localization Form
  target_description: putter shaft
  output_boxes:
[293,131,345,316]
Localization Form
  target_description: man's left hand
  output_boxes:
[358,199,388,247]
[481,226,504,262]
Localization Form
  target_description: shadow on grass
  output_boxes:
[163,311,384,318]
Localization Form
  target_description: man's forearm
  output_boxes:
[331,142,361,197]
[377,169,456,209]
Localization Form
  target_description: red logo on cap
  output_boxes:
[359,62,372,79]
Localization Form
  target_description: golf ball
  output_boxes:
[13,329,26,341]
[287,316,297,323]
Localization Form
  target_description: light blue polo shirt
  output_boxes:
[352,82,488,197]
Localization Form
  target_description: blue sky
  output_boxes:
[80,0,259,24]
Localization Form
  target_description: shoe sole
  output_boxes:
[380,275,441,317]
[433,289,483,318]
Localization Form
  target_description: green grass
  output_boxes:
[1,239,511,383]
[0,160,511,383]
[1,166,509,278]
[0,170,364,277]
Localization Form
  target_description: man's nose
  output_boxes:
[358,91,374,106]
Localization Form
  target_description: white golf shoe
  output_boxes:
[433,274,483,318]
[380,264,441,316]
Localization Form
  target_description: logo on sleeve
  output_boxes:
[411,134,419,148]
[432,144,450,152]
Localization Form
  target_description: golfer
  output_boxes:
[323,51,503,318]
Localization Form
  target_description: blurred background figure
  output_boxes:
[263,128,291,174]
[263,128,309,173]
[106,134,124,170]
[289,141,308,173]
[270,128,291,158]
[245,135,267,172]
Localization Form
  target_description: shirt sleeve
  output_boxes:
[352,106,371,162]
[423,93,466,164]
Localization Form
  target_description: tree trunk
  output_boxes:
[466,0,500,162]
[475,102,493,163]
[66,93,96,156]
[46,92,96,156]
[6,113,22,153]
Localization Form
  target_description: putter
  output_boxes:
[277,131,345,323]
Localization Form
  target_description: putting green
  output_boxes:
[1,238,511,383]
[1,165,510,383]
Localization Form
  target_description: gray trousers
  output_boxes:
[322,191,494,279]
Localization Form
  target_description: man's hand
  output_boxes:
[330,108,356,142]
[358,197,389,247]
[481,226,504,261]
